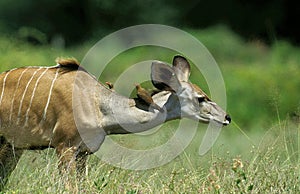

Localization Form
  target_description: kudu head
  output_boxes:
[151,55,231,126]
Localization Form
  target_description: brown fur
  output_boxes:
[56,57,80,67]
[0,58,90,190]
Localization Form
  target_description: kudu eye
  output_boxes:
[197,96,206,103]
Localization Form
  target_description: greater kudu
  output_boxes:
[0,55,230,188]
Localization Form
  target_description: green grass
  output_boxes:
[0,25,300,193]
[3,121,299,193]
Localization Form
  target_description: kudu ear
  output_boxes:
[172,55,191,82]
[151,61,181,92]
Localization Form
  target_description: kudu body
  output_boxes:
[0,56,230,187]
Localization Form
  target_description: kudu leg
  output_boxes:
[56,144,78,192]
[56,145,76,175]
[75,151,89,192]
[0,137,23,190]
[75,152,88,178]
[56,143,89,191]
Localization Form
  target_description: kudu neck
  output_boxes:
[99,90,181,134]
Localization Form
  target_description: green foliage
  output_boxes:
[1,0,298,45]
[186,25,299,129]
[0,0,179,45]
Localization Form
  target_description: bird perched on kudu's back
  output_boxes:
[105,81,114,90]
[135,84,164,112]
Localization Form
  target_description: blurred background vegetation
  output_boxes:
[0,0,299,46]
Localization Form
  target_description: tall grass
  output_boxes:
[3,120,299,193]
